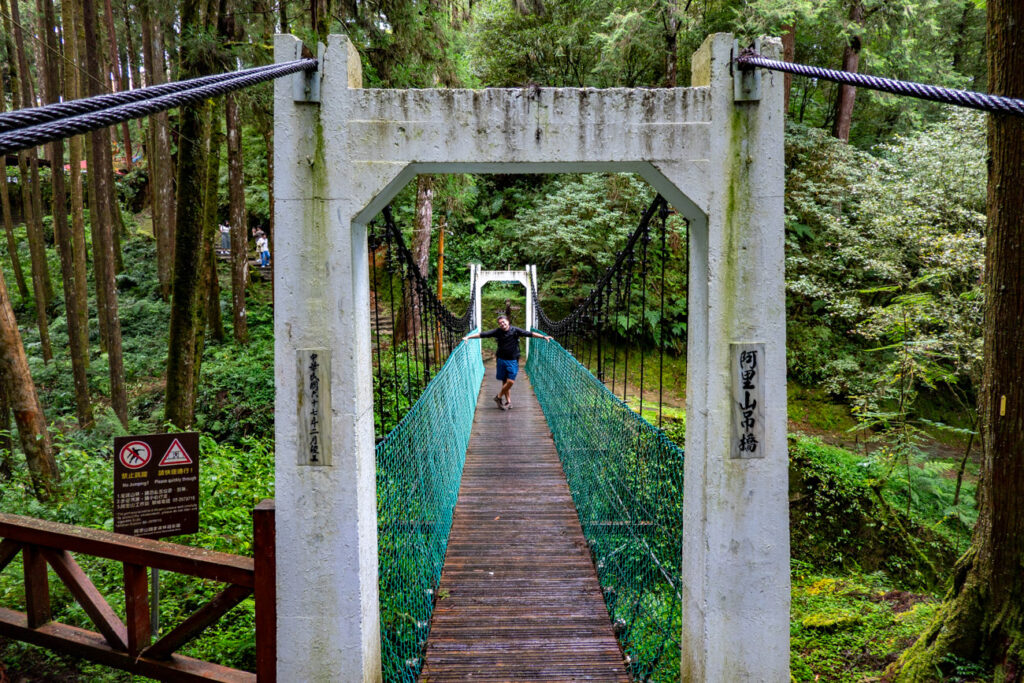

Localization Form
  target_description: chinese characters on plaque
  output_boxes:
[731,343,765,459]
[298,348,332,466]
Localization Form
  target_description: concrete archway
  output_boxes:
[273,32,787,681]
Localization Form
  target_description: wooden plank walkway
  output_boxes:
[419,364,630,682]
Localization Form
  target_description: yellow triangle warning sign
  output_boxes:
[159,438,194,466]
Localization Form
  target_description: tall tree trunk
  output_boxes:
[76,0,108,357]
[63,0,91,370]
[781,24,796,115]
[891,0,1024,679]
[37,0,93,429]
[831,0,863,142]
[10,0,55,363]
[0,381,12,479]
[0,166,28,301]
[0,10,30,302]
[140,0,175,299]
[203,114,225,346]
[119,3,145,155]
[82,0,129,428]
[398,174,433,341]
[226,93,249,344]
[103,0,134,170]
[661,2,679,88]
[16,153,53,363]
[165,0,214,428]
[0,268,60,500]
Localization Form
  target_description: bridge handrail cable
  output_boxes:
[736,48,1024,116]
[0,59,318,156]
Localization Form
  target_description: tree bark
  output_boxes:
[0,165,28,301]
[832,0,863,142]
[0,380,12,479]
[661,1,679,88]
[0,10,30,302]
[103,0,134,170]
[203,115,225,346]
[37,0,93,429]
[16,152,53,363]
[0,267,60,500]
[891,0,1024,679]
[9,0,55,363]
[165,0,214,428]
[226,93,249,344]
[140,0,175,299]
[82,0,129,428]
[63,0,91,370]
[398,174,433,342]
[781,24,796,115]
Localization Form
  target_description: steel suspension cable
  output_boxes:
[0,61,314,133]
[736,49,1024,117]
[0,59,318,156]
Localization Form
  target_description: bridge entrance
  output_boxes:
[273,31,788,681]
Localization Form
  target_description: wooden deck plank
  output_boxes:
[419,365,630,682]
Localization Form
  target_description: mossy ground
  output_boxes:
[790,564,944,682]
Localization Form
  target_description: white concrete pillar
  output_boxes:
[525,264,535,332]
[472,263,482,333]
[677,33,789,681]
[524,265,534,358]
[273,34,381,683]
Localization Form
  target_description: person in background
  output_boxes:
[256,232,270,267]
[461,314,552,410]
[219,223,231,252]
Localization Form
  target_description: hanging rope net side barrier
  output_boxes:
[736,48,1024,117]
[529,195,687,681]
[0,59,318,155]
[527,339,684,682]
[369,207,482,681]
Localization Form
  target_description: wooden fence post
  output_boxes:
[253,499,276,682]
[22,546,50,628]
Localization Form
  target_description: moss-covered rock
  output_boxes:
[800,612,864,632]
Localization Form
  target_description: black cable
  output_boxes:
[0,60,317,156]
[0,60,315,133]
[736,50,1024,117]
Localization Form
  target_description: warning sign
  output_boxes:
[114,433,200,539]
[118,441,152,469]
[159,438,193,466]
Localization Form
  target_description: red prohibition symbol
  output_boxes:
[118,441,152,469]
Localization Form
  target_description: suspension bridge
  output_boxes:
[2,22,1019,683]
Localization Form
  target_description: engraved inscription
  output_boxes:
[298,349,332,466]
[731,343,766,459]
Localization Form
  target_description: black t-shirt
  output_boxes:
[480,326,531,360]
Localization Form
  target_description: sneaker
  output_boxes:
[493,395,503,409]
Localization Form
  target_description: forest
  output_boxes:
[0,0,1022,681]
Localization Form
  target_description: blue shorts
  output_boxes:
[496,358,519,382]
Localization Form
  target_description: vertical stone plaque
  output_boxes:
[731,342,765,459]
[297,348,331,466]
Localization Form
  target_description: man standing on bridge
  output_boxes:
[462,314,552,410]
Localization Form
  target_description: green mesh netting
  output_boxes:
[377,336,483,681]
[527,334,684,682]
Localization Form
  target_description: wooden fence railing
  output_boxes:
[0,499,276,682]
